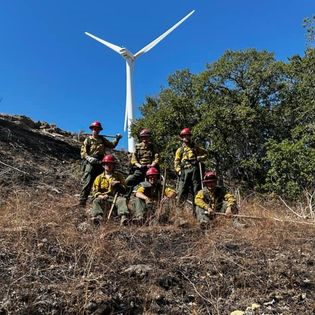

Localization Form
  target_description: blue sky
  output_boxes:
[0,1,314,149]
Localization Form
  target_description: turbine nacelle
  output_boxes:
[119,48,135,61]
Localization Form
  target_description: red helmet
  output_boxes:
[89,121,103,130]
[180,128,191,137]
[203,171,217,182]
[146,167,159,177]
[139,128,151,138]
[102,154,116,164]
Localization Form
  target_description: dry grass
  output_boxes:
[0,189,314,314]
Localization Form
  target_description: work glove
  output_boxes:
[86,156,99,165]
[116,133,122,140]
[99,194,109,200]
[145,198,152,205]
[206,207,215,218]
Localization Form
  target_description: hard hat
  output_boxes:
[180,128,192,137]
[203,171,217,182]
[139,128,151,138]
[102,154,116,164]
[89,121,103,130]
[146,167,159,177]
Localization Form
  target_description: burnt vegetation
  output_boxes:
[0,114,314,314]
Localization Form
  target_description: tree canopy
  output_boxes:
[132,48,315,199]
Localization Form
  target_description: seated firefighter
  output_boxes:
[132,167,177,224]
[125,128,159,191]
[194,171,243,228]
[79,121,122,206]
[91,154,129,226]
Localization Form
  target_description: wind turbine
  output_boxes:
[85,10,195,153]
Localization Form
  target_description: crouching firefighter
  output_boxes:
[79,121,122,206]
[132,167,176,224]
[194,171,244,228]
[91,155,129,226]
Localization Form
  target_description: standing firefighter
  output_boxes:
[79,121,122,206]
[91,154,129,225]
[174,128,207,206]
[194,171,243,228]
[133,167,176,224]
[125,128,159,190]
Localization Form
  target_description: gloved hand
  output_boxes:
[86,156,99,164]
[206,207,215,218]
[99,194,109,200]
[116,133,122,140]
[145,198,152,205]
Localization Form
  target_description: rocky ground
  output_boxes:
[0,114,314,314]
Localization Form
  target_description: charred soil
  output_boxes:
[0,115,314,314]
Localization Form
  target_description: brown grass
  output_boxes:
[0,189,314,314]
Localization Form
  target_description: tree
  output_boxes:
[132,48,315,198]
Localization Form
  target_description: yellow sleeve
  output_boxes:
[174,148,182,173]
[92,175,102,197]
[164,187,176,198]
[194,190,208,209]
[80,138,89,159]
[152,153,159,166]
[130,152,139,166]
[224,192,236,207]
[136,186,145,193]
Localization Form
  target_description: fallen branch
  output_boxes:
[0,160,30,175]
[215,212,315,226]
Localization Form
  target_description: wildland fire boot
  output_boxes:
[91,214,103,226]
[120,215,128,226]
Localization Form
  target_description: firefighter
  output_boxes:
[125,128,159,190]
[91,154,129,226]
[194,171,243,228]
[79,121,122,206]
[133,167,176,224]
[174,128,207,206]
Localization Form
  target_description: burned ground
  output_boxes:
[0,114,314,314]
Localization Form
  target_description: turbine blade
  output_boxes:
[134,10,195,58]
[85,32,123,54]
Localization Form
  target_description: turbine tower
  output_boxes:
[85,10,195,152]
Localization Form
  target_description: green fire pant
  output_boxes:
[125,169,146,188]
[177,166,201,205]
[133,197,174,223]
[195,203,238,223]
[79,161,103,204]
[91,195,129,218]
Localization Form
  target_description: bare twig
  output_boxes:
[278,196,305,218]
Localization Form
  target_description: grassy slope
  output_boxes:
[0,116,314,314]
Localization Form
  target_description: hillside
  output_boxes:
[0,114,314,315]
